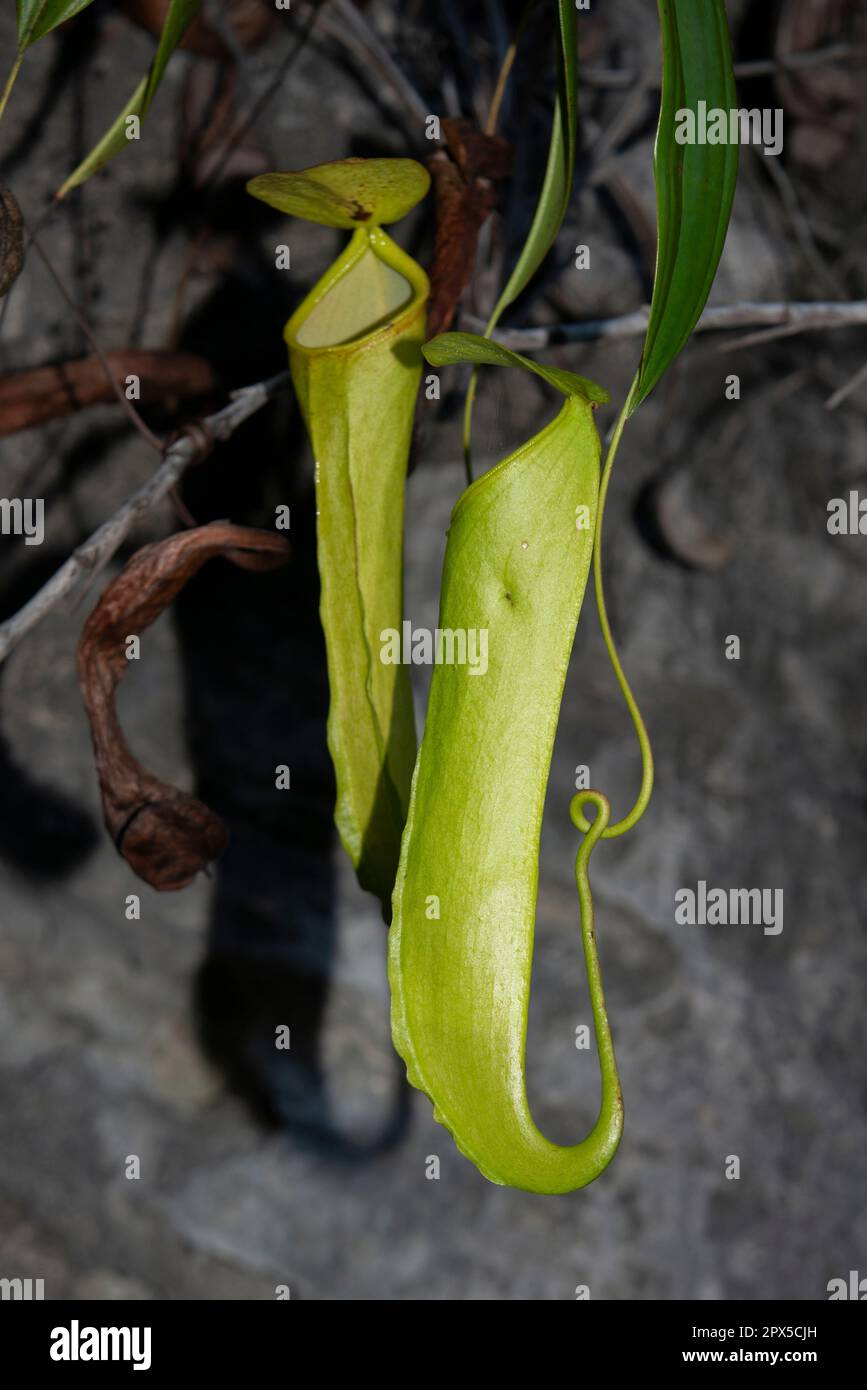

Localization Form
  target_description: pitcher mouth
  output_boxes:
[285,226,429,355]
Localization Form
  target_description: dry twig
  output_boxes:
[0,371,292,666]
[0,350,218,436]
[78,521,288,891]
[461,299,867,350]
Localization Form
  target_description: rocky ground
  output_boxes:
[0,0,865,1299]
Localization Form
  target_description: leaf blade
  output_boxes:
[56,0,201,197]
[247,159,431,229]
[485,0,577,333]
[17,0,95,51]
[424,330,609,404]
[631,0,739,412]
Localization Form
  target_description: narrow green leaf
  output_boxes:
[247,160,431,230]
[1,1,97,121]
[631,0,738,412]
[56,0,201,198]
[461,0,578,480]
[17,0,95,51]
[485,0,577,334]
[424,331,609,405]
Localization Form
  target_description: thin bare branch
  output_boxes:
[461,300,867,350]
[753,146,843,300]
[196,0,325,197]
[0,371,292,666]
[21,211,164,453]
[296,0,430,132]
[580,43,860,89]
[826,360,867,411]
[0,350,218,437]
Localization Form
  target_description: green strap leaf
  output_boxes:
[17,0,95,49]
[631,0,738,412]
[248,160,431,230]
[484,0,577,335]
[1,1,97,121]
[460,0,578,481]
[425,330,609,404]
[577,1,737,842]
[56,0,201,198]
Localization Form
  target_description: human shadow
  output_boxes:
[174,204,410,1159]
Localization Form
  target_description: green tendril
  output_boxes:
[572,378,654,839]
[569,790,622,1137]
